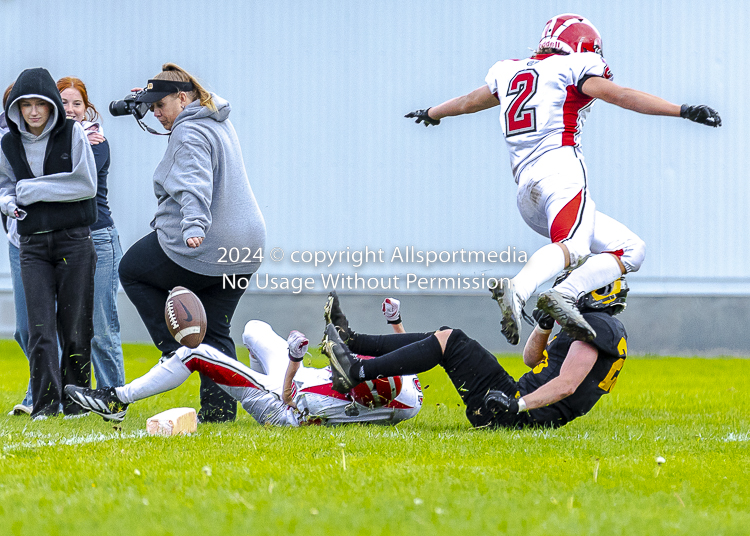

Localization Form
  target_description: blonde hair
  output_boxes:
[154,63,215,111]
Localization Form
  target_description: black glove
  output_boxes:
[532,308,554,330]
[483,390,519,416]
[680,104,722,127]
[405,108,440,126]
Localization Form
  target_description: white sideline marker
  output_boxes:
[147,407,198,437]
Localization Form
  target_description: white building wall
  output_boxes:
[0,0,745,296]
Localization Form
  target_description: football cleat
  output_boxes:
[323,291,355,343]
[536,289,596,342]
[64,385,129,422]
[321,323,358,394]
[490,280,524,345]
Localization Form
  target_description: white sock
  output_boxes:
[512,244,567,303]
[115,356,192,404]
[553,253,623,298]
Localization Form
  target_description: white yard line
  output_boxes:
[723,432,750,442]
[2,430,148,452]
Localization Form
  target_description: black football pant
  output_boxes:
[119,232,252,423]
[20,226,96,418]
[351,328,533,428]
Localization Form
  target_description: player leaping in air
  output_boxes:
[406,13,721,344]
[64,298,422,426]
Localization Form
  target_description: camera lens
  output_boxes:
[109,99,132,117]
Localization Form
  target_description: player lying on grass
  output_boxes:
[324,280,628,429]
[65,299,422,426]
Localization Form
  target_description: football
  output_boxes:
[164,286,207,348]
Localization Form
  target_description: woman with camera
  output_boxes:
[57,76,126,391]
[118,63,266,423]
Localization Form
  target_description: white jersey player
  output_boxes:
[242,319,422,425]
[65,299,423,426]
[485,50,612,178]
[406,13,720,345]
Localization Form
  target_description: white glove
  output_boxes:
[287,330,309,362]
[382,298,401,324]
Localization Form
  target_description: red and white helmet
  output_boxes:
[350,376,403,408]
[538,14,603,56]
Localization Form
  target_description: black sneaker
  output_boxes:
[64,385,129,422]
[536,289,596,342]
[321,323,358,394]
[323,291,355,344]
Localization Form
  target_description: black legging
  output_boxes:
[119,231,253,422]
[354,329,521,427]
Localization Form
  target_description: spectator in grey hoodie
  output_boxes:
[118,63,266,423]
[0,67,98,419]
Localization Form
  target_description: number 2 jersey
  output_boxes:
[516,311,627,428]
[484,52,613,179]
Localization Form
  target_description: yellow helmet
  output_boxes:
[578,277,629,315]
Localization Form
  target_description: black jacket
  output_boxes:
[1,67,96,234]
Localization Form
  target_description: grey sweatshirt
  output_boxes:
[0,95,97,217]
[151,94,266,277]
[0,111,16,247]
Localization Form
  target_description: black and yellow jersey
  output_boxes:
[516,311,628,427]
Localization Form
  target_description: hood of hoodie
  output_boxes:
[4,68,65,140]
[170,93,230,131]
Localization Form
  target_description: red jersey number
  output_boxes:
[505,70,538,137]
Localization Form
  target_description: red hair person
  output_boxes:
[56,76,126,391]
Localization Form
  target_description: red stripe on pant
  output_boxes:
[300,383,349,401]
[183,355,261,389]
[550,190,583,243]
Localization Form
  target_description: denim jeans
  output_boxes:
[9,242,32,408]
[119,231,252,422]
[90,226,125,388]
[20,226,96,417]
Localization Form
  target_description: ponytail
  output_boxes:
[153,63,216,111]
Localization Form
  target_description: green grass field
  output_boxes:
[1,339,749,536]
